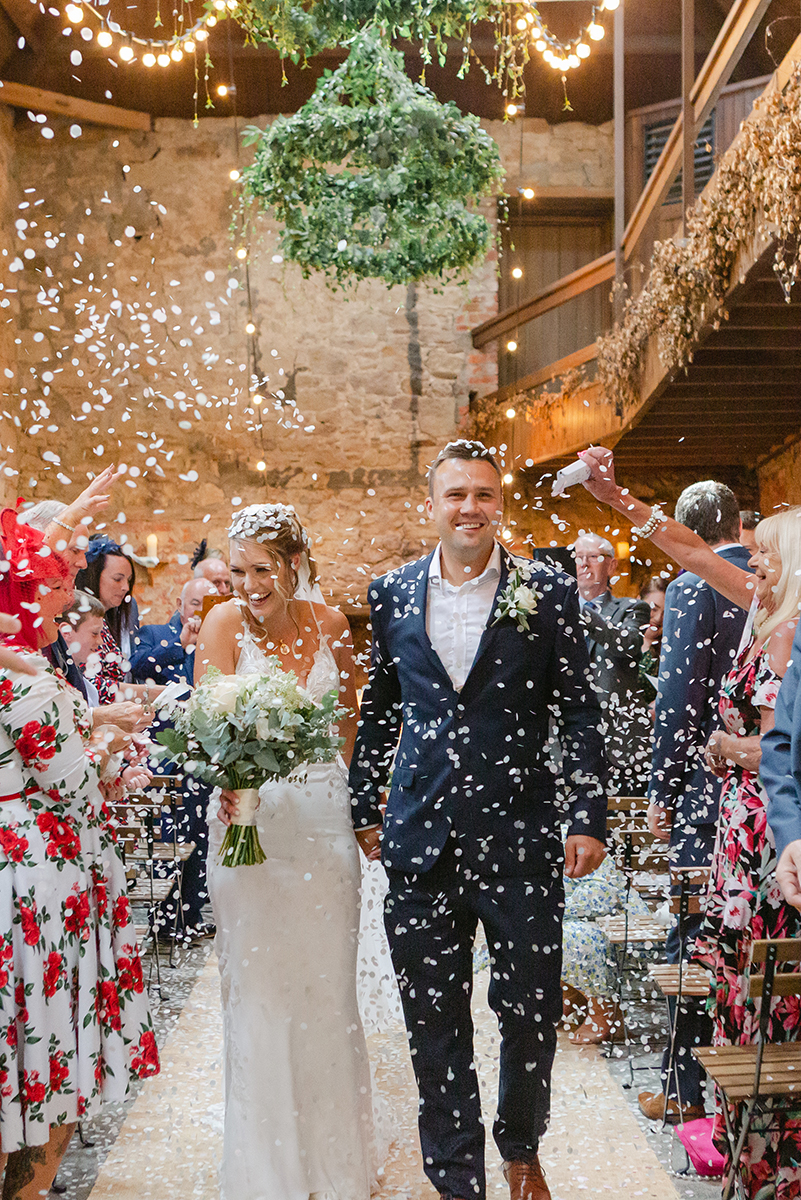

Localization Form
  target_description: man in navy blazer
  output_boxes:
[350,441,607,1200]
[639,481,751,1123]
[763,618,801,908]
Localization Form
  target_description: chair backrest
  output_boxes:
[201,593,229,619]
[748,939,801,1002]
[668,865,711,917]
[607,797,671,876]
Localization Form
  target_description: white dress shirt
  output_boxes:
[426,542,502,691]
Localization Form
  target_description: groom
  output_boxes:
[350,440,608,1200]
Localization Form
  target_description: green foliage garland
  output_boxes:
[240,29,505,288]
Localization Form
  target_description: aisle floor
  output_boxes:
[67,947,720,1200]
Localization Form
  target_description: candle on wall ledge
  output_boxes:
[146,534,158,560]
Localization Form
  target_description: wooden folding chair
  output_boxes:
[694,938,801,1200]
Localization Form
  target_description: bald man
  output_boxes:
[194,555,232,596]
[130,578,216,686]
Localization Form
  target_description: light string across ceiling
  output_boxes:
[61,0,237,65]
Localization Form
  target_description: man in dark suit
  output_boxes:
[131,576,216,938]
[350,440,608,1200]
[637,480,751,1122]
[574,533,652,795]
[763,618,801,909]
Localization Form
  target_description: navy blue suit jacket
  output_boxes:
[763,618,801,859]
[130,614,195,686]
[649,543,752,831]
[349,546,608,877]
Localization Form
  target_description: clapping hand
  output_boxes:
[60,464,123,528]
[777,840,801,909]
[0,614,37,675]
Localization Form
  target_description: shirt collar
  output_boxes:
[429,541,502,588]
[714,542,743,554]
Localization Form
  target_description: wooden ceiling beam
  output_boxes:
[0,0,44,47]
[0,80,151,129]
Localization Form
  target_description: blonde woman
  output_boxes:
[580,448,801,1199]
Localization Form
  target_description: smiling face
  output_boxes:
[643,588,666,635]
[425,458,503,570]
[98,554,133,612]
[749,541,782,611]
[60,613,105,666]
[198,557,232,596]
[574,536,616,601]
[36,577,71,647]
[229,539,298,624]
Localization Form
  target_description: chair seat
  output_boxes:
[128,880,175,903]
[693,1043,801,1100]
[126,842,197,863]
[649,963,712,997]
[597,914,667,945]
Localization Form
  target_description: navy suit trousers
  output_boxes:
[385,845,564,1200]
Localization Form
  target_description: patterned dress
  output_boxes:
[95,624,126,707]
[694,637,801,1198]
[0,655,158,1150]
[563,854,652,997]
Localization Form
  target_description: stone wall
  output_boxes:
[0,112,614,623]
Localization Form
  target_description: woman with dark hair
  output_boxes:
[639,574,669,704]
[0,509,158,1198]
[74,536,139,706]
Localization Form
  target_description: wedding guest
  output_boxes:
[638,575,667,704]
[74,536,140,705]
[130,577,217,940]
[638,480,751,1125]
[740,510,760,553]
[763,618,801,908]
[59,590,106,706]
[0,508,158,1198]
[574,532,653,794]
[580,448,801,1197]
[351,440,608,1200]
[192,542,232,595]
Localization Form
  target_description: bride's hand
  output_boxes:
[218,788,241,827]
[578,446,620,504]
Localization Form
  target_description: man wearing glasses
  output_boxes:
[574,533,652,796]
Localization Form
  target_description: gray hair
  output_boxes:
[675,481,740,545]
[574,532,615,558]
[20,500,66,531]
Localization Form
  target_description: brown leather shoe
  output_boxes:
[638,1089,705,1124]
[503,1157,551,1200]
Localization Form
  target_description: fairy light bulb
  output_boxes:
[535,38,546,51]
[157,51,170,66]
[507,340,518,352]
[246,322,256,335]
[65,3,83,22]
[214,0,226,9]
[503,473,514,485]
[206,14,217,26]
[521,187,535,199]
[256,460,266,471]
[512,267,523,279]
[587,21,604,39]
[230,169,242,182]
[143,50,156,66]
[543,48,554,63]
[183,38,195,52]
[97,28,112,47]
[217,84,229,97]
[505,407,516,419]
[515,17,527,31]
[118,41,134,60]
[236,246,247,259]
[568,53,580,68]
[195,28,208,40]
[577,42,590,57]
[252,394,264,406]
[602,0,620,9]
[170,46,183,61]
[505,102,521,117]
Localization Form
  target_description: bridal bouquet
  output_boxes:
[156,664,346,867]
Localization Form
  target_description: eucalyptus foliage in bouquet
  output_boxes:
[156,665,346,867]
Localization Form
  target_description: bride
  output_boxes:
[195,503,380,1200]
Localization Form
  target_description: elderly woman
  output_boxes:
[0,509,158,1198]
[580,447,801,1199]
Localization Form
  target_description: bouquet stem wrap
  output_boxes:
[219,788,266,867]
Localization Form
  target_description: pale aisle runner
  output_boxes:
[88,954,678,1200]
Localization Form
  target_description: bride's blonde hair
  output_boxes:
[752,506,801,645]
[227,503,318,603]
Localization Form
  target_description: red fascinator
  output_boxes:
[0,508,69,651]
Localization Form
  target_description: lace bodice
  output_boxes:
[236,623,340,703]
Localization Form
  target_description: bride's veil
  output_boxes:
[294,549,326,604]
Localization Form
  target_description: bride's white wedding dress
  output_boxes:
[207,624,386,1200]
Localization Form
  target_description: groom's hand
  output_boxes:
[355,825,382,861]
[565,835,606,879]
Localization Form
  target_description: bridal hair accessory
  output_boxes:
[227,503,311,548]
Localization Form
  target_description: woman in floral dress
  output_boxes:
[0,510,158,1198]
[578,448,801,1199]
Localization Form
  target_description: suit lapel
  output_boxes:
[459,546,511,693]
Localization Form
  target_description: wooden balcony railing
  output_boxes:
[471,0,774,385]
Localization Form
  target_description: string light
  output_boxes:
[246,322,256,334]
[60,0,234,67]
[512,267,523,279]
[507,340,518,352]
[521,187,535,200]
[519,1,619,71]
[505,407,517,419]
[502,473,514,484]
[230,169,242,182]
[256,460,266,472]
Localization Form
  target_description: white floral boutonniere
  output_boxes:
[491,565,540,634]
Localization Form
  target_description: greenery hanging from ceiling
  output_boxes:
[239,29,505,289]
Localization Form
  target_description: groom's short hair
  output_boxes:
[427,440,502,496]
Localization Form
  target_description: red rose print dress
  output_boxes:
[0,655,158,1150]
[694,636,801,1199]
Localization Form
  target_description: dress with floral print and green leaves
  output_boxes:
[0,654,158,1151]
